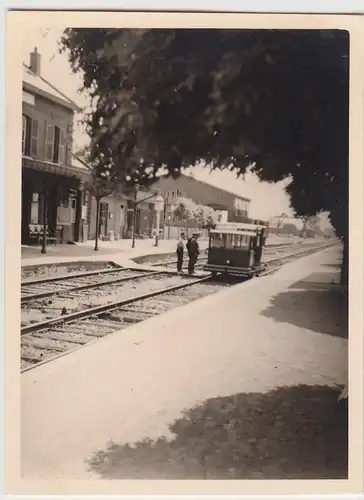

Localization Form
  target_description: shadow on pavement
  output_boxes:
[261,273,348,339]
[86,384,348,480]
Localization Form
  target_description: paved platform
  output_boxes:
[21,245,348,483]
[21,238,210,269]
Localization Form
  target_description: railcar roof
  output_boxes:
[210,229,256,236]
[215,223,267,230]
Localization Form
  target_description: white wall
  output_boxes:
[88,194,127,240]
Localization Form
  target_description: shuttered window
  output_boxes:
[22,115,32,155]
[30,119,38,157]
[58,128,65,164]
[45,125,55,161]
[22,115,27,154]
[52,126,65,164]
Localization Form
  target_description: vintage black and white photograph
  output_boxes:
[7,10,363,494]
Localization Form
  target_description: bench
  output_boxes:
[28,224,58,246]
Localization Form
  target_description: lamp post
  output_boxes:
[154,194,164,247]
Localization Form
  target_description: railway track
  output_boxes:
[21,274,224,372]
[21,271,201,327]
[21,241,337,373]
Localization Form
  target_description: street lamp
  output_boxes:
[154,194,165,247]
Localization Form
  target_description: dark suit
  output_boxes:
[187,237,199,274]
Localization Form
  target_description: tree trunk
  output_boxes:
[94,196,101,251]
[300,218,308,238]
[41,184,48,254]
[131,202,137,248]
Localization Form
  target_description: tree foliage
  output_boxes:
[60,28,349,240]
[76,148,120,200]
[171,197,216,227]
[75,148,120,250]
[193,204,217,227]
[171,197,196,222]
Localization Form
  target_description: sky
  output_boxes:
[22,26,328,225]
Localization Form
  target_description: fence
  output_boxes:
[162,225,209,240]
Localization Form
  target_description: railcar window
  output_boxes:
[210,233,225,248]
[240,235,251,249]
[236,235,242,247]
[225,234,234,249]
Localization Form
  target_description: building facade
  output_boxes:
[83,179,160,241]
[21,48,90,245]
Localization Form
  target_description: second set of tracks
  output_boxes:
[21,241,337,373]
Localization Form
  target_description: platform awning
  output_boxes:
[22,156,91,184]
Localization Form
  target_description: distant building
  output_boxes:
[152,173,251,223]
[151,172,268,238]
[22,48,89,245]
[74,154,162,241]
[86,190,163,241]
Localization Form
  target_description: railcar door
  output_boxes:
[208,232,226,265]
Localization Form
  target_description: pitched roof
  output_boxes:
[23,63,81,112]
[180,172,251,203]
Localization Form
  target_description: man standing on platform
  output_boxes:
[187,232,200,274]
[176,232,185,274]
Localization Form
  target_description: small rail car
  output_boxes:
[203,222,268,278]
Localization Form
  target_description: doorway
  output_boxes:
[119,204,125,238]
[99,202,109,237]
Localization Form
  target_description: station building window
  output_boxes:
[30,192,40,224]
[45,124,66,164]
[22,115,38,157]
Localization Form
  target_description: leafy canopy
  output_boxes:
[60,28,349,237]
[171,196,216,226]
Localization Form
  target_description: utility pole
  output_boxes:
[94,196,101,251]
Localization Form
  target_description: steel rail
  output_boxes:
[263,242,337,264]
[21,264,130,286]
[21,270,164,304]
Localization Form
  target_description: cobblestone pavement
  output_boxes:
[21,246,347,481]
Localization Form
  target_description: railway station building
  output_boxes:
[21,48,90,246]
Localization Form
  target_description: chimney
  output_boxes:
[30,47,41,76]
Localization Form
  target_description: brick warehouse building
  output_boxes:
[21,48,90,245]
[151,173,266,238]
